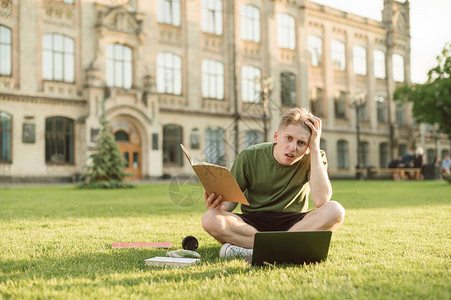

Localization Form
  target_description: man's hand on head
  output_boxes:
[204,191,226,210]
[304,115,322,152]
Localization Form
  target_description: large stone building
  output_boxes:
[0,0,449,181]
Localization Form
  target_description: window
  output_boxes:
[241,65,261,103]
[441,150,449,160]
[376,96,387,123]
[426,149,435,164]
[157,0,181,26]
[357,95,368,122]
[202,60,224,100]
[106,44,132,89]
[0,112,12,162]
[157,52,182,95]
[374,50,386,79]
[277,14,295,50]
[310,87,323,117]
[353,45,366,75]
[245,130,262,148]
[0,26,11,76]
[360,141,369,168]
[396,104,405,124]
[337,140,348,169]
[42,34,74,82]
[163,125,183,165]
[308,35,322,66]
[58,0,74,3]
[331,40,345,71]
[334,91,346,120]
[114,130,129,142]
[202,0,223,35]
[45,117,74,164]
[393,53,404,82]
[205,127,225,166]
[241,5,260,42]
[280,72,296,106]
[379,143,389,168]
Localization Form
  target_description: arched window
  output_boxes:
[0,112,12,162]
[376,96,387,123]
[202,0,223,35]
[106,43,133,89]
[245,130,262,148]
[360,141,369,168]
[277,13,295,50]
[241,65,261,103]
[206,127,225,166]
[114,130,130,142]
[157,52,182,95]
[337,140,348,169]
[379,143,389,168]
[281,72,296,106]
[45,117,74,164]
[426,148,435,164]
[163,125,183,165]
[0,25,12,76]
[42,33,74,82]
[202,60,224,100]
[241,5,260,42]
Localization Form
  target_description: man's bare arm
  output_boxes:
[304,116,332,207]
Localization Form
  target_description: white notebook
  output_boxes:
[145,257,200,267]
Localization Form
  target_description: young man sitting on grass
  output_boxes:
[201,107,345,259]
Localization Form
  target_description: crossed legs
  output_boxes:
[201,200,345,249]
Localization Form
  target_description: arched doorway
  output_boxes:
[112,119,142,180]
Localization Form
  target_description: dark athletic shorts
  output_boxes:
[235,211,310,231]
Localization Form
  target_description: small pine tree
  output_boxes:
[79,100,133,189]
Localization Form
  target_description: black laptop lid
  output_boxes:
[251,231,332,266]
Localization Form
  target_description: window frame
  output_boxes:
[0,111,12,163]
[0,25,12,76]
[201,59,224,100]
[277,13,296,50]
[42,33,75,83]
[374,49,386,79]
[162,124,183,166]
[392,53,405,82]
[202,0,223,35]
[353,45,367,76]
[337,140,349,169]
[241,65,261,103]
[205,127,225,166]
[331,40,346,71]
[241,5,260,43]
[157,52,182,95]
[280,72,296,107]
[45,117,75,165]
[157,0,181,27]
[308,35,323,66]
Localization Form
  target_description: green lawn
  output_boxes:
[0,181,450,299]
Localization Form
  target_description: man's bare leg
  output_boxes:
[288,200,345,232]
[201,209,257,248]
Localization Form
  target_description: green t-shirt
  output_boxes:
[230,142,328,214]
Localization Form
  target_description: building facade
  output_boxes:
[0,0,449,181]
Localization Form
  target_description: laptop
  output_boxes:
[251,231,332,266]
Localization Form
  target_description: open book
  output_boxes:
[180,144,249,206]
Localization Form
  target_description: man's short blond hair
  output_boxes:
[278,107,313,131]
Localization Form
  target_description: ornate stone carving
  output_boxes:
[97,4,143,34]
[0,0,11,17]
[43,2,75,27]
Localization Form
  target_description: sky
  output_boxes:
[311,0,451,84]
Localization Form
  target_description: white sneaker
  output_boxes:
[219,243,253,259]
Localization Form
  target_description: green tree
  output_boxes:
[394,43,451,138]
[79,100,133,189]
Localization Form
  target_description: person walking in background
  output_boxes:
[413,147,424,180]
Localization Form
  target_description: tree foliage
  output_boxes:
[394,43,451,138]
[79,100,134,189]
